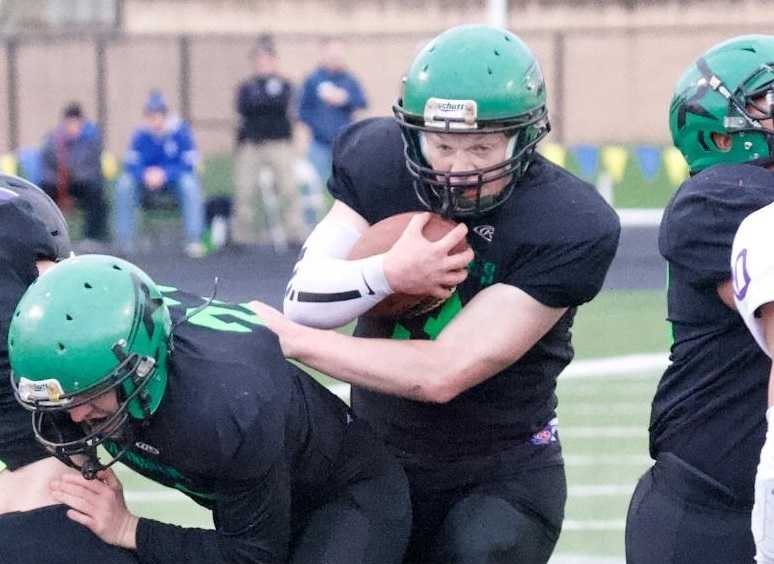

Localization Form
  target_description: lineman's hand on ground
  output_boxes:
[383,212,473,300]
[51,468,138,550]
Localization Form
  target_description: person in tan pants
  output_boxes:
[233,34,306,250]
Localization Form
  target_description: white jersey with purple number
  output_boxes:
[732,201,774,357]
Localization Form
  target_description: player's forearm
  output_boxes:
[287,323,456,402]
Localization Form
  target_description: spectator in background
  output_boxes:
[298,37,367,191]
[233,34,306,248]
[39,102,109,250]
[114,90,205,258]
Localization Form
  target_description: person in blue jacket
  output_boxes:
[298,38,367,188]
[114,90,205,258]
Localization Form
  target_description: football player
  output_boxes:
[0,174,138,563]
[733,198,774,564]
[255,24,621,563]
[9,254,411,564]
[625,35,774,563]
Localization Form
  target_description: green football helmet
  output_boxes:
[393,24,549,218]
[669,34,774,174]
[9,254,171,478]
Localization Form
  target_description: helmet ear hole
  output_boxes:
[711,132,733,152]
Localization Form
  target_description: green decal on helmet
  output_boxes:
[669,34,774,174]
[394,24,550,217]
[8,254,171,478]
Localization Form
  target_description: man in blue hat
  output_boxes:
[114,90,205,258]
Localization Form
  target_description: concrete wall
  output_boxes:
[2,0,773,155]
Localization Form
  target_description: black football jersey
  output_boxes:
[651,163,774,505]
[0,198,55,471]
[328,118,621,459]
[111,288,355,564]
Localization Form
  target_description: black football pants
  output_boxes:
[289,420,412,564]
[626,451,755,564]
[400,445,566,564]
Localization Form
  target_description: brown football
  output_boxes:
[348,211,469,319]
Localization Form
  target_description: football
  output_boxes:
[348,211,469,319]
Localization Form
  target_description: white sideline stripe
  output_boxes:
[569,484,635,497]
[329,352,669,400]
[564,454,651,466]
[561,426,647,438]
[617,208,663,227]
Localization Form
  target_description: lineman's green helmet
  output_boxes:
[393,24,549,217]
[669,34,774,174]
[9,254,171,478]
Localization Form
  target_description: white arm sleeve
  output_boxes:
[283,218,393,329]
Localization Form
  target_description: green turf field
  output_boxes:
[118,288,669,563]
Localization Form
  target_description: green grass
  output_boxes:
[572,289,669,358]
[118,289,668,561]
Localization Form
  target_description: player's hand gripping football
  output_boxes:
[51,468,139,550]
[382,212,473,300]
[754,407,774,564]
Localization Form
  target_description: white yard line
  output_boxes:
[560,353,668,380]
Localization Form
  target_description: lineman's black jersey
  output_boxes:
[108,288,357,564]
[651,163,774,505]
[0,197,55,471]
[328,117,620,459]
